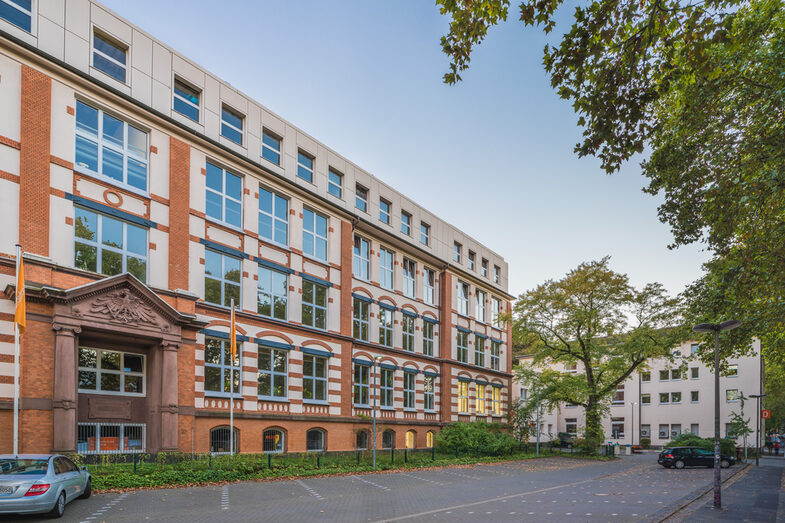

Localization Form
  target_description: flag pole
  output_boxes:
[13,244,20,456]
[230,298,235,456]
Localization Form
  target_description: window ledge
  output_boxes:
[204,393,243,399]
[303,400,330,406]
[74,166,150,199]
[258,397,289,403]
[380,407,395,411]
[205,216,244,234]
[302,253,330,267]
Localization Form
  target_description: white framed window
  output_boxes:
[475,383,486,414]
[691,390,699,403]
[492,387,502,416]
[257,266,287,321]
[424,268,435,305]
[474,335,485,367]
[353,298,369,341]
[457,381,469,412]
[456,331,468,363]
[75,100,148,192]
[671,392,682,404]
[258,186,288,246]
[726,389,740,402]
[481,259,488,278]
[204,337,240,397]
[659,392,670,404]
[328,168,342,198]
[491,297,502,327]
[303,355,327,402]
[453,242,462,263]
[641,393,651,405]
[302,208,328,261]
[204,249,241,307]
[380,368,394,407]
[611,417,625,439]
[423,376,435,411]
[0,0,32,32]
[690,424,699,436]
[402,315,415,352]
[353,236,370,280]
[401,211,411,235]
[93,31,127,83]
[457,281,469,316]
[306,429,325,451]
[261,129,281,165]
[691,343,700,354]
[378,307,393,347]
[613,384,624,404]
[379,247,394,289]
[257,347,287,399]
[297,150,314,183]
[671,368,681,380]
[74,207,147,281]
[302,280,328,330]
[355,184,368,212]
[379,198,391,224]
[475,290,486,323]
[659,370,670,381]
[353,363,370,406]
[403,258,416,298]
[691,367,699,379]
[493,265,501,284]
[520,387,528,401]
[641,371,651,382]
[468,251,475,271]
[78,422,145,454]
[263,429,284,453]
[403,372,415,410]
[566,418,578,436]
[173,78,200,122]
[422,321,434,356]
[205,161,243,228]
[420,223,430,245]
[78,348,145,396]
[727,364,738,377]
[490,341,500,370]
[221,105,244,145]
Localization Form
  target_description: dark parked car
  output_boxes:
[658,446,735,469]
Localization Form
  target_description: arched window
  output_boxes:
[356,430,369,450]
[306,429,325,452]
[210,426,238,454]
[382,429,395,449]
[263,429,284,453]
[426,431,435,448]
[406,430,416,449]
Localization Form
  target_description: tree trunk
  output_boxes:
[584,396,604,453]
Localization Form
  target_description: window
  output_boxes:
[204,337,240,396]
[481,259,488,278]
[328,168,342,198]
[0,0,32,32]
[490,341,501,371]
[613,384,624,404]
[302,208,328,261]
[641,371,651,382]
[457,381,469,412]
[453,242,462,263]
[75,101,148,191]
[353,298,369,341]
[456,331,468,363]
[565,363,577,373]
[258,187,288,245]
[379,248,394,289]
[353,364,370,406]
[423,376,435,411]
[475,290,486,323]
[405,430,415,449]
[302,355,327,402]
[173,79,200,122]
[306,429,324,451]
[355,185,368,212]
[261,129,281,165]
[641,393,651,405]
[659,370,670,381]
[378,307,393,347]
[78,423,144,454]
[403,258,416,298]
[353,236,370,280]
[457,282,469,315]
[671,392,682,404]
[659,424,669,439]
[420,223,430,245]
[691,343,699,355]
[640,424,651,438]
[382,430,395,449]
[520,388,528,401]
[468,251,475,271]
[691,390,699,403]
[210,426,239,454]
[493,265,501,284]
[356,430,369,450]
[611,418,624,439]
[690,424,699,436]
[475,384,486,414]
[380,368,393,408]
[691,367,699,379]
[206,162,242,228]
[257,267,287,320]
[401,211,411,235]
[379,198,391,224]
[424,268,435,305]
[301,281,327,330]
[403,372,415,410]
[673,349,682,357]
[221,105,244,145]
[263,429,284,453]
[297,150,314,182]
[726,389,740,402]
[74,208,147,281]
[257,347,287,399]
[93,32,127,83]
[78,348,144,395]
[204,249,241,307]
[422,321,434,356]
[565,418,578,436]
[727,364,739,377]
[671,369,681,380]
[426,431,434,448]
[474,336,485,367]
[491,298,501,328]
[399,315,414,352]
[659,392,670,404]
[671,424,682,438]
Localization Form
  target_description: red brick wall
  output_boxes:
[339,220,353,416]
[439,271,453,422]
[168,137,190,290]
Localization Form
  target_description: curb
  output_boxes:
[644,463,749,523]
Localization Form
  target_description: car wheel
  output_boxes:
[721,459,731,469]
[48,491,66,519]
[80,478,92,499]
[674,460,685,469]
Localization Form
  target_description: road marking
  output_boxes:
[82,492,128,522]
[440,469,482,480]
[297,479,324,499]
[352,475,391,491]
[400,472,444,486]
[221,485,229,510]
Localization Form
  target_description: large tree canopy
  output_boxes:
[438,0,785,360]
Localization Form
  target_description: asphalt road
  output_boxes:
[2,453,747,522]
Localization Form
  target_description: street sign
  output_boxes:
[762,409,771,419]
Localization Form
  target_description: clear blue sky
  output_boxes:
[101,0,708,297]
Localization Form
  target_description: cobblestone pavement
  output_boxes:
[0,454,747,522]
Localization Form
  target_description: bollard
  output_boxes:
[391,448,395,464]
[268,453,272,469]
[209,453,212,469]
[133,453,137,474]
[455,447,459,459]
[357,451,361,465]
[317,454,321,468]
[404,449,408,463]
[432,446,435,461]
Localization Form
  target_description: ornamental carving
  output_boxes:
[89,289,158,325]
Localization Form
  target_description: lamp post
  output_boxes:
[372,356,382,471]
[630,402,637,447]
[750,394,766,467]
[693,319,742,510]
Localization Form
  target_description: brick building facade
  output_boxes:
[0,1,513,454]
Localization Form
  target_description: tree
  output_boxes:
[437,0,785,361]
[512,258,686,451]
[507,398,537,444]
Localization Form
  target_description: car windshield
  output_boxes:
[0,459,49,475]
[694,449,713,456]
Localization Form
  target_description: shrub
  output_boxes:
[435,421,518,455]
[640,437,651,449]
[664,434,736,456]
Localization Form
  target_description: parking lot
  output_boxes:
[2,453,747,522]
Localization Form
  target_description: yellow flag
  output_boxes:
[14,251,25,334]
[229,302,236,363]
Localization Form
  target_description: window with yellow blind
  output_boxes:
[475,384,486,414]
[457,381,469,413]
[492,387,502,415]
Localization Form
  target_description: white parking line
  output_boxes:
[440,469,482,480]
[80,492,128,523]
[352,475,391,491]
[400,472,444,486]
[297,479,324,499]
[221,485,229,510]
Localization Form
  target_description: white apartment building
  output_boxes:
[513,339,763,447]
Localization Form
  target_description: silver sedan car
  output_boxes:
[0,454,91,518]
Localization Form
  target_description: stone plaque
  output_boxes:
[88,397,132,420]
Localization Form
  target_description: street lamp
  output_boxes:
[372,356,383,471]
[630,402,638,447]
[750,394,767,467]
[693,319,742,510]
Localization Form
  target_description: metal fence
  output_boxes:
[77,422,146,454]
